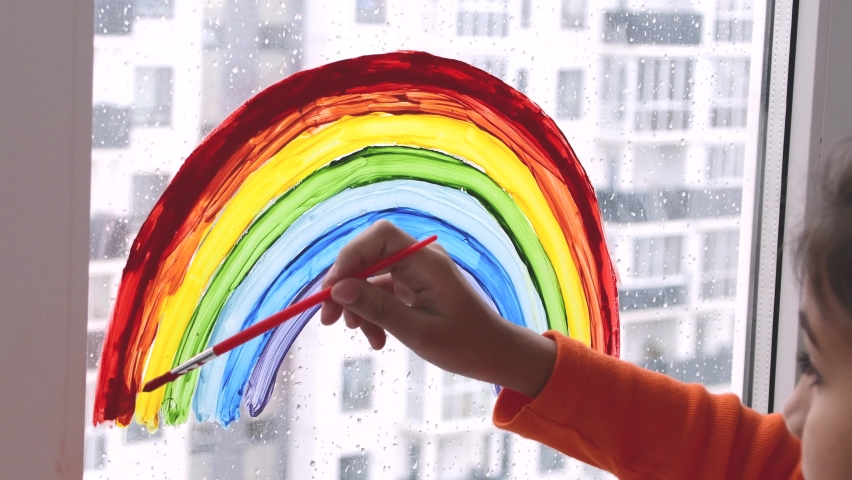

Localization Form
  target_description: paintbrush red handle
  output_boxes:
[142,234,437,392]
[213,234,437,355]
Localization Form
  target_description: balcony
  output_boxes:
[604,11,703,46]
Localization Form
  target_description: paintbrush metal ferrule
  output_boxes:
[142,349,218,392]
[173,348,218,375]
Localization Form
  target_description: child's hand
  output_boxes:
[320,220,556,398]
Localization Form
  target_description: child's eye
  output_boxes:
[797,351,823,385]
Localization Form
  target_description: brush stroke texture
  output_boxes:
[243,266,501,418]
[94,52,619,427]
[160,147,561,424]
[135,113,593,427]
[189,185,543,425]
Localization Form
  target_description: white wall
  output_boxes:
[0,1,93,478]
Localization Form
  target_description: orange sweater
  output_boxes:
[493,332,803,479]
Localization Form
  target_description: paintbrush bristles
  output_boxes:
[142,371,180,392]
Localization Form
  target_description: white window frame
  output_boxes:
[4,0,851,476]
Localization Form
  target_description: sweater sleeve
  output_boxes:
[493,332,803,479]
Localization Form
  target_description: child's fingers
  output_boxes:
[369,273,395,294]
[331,278,429,343]
[322,220,417,288]
[343,309,363,329]
[320,299,343,326]
[359,320,387,350]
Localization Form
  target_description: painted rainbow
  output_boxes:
[94,51,619,430]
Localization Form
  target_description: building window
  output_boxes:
[600,57,627,129]
[131,172,170,218]
[707,144,745,181]
[538,445,566,473]
[341,356,373,411]
[406,439,421,480]
[86,331,105,369]
[340,454,368,480]
[515,68,529,94]
[441,371,490,421]
[469,56,508,81]
[356,0,385,24]
[83,433,107,470]
[556,70,583,120]
[633,236,683,278]
[635,58,693,131]
[715,0,754,43]
[561,0,585,28]
[94,0,133,35]
[133,67,173,127]
[702,230,740,299]
[521,0,531,28]
[92,104,131,148]
[88,274,111,320]
[406,352,426,422]
[258,24,301,51]
[203,21,223,50]
[135,0,173,18]
[457,0,509,37]
[711,58,750,128]
[89,214,130,260]
[125,420,164,444]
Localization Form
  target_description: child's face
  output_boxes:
[783,286,852,479]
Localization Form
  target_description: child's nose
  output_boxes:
[782,379,812,439]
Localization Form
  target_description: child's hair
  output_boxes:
[796,139,852,319]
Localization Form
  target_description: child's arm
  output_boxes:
[494,331,803,479]
[321,220,802,479]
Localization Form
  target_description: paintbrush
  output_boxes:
[142,234,438,393]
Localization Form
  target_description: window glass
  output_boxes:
[133,67,173,127]
[702,229,741,300]
[457,0,509,38]
[86,0,767,478]
[86,331,105,370]
[711,58,751,128]
[83,433,107,470]
[88,275,112,320]
[557,70,583,119]
[715,0,754,43]
[561,0,586,28]
[539,444,566,473]
[441,372,490,421]
[516,68,529,94]
[521,0,532,28]
[636,58,693,131]
[356,0,385,24]
[135,0,173,18]
[707,144,746,182]
[340,454,369,480]
[341,356,373,411]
